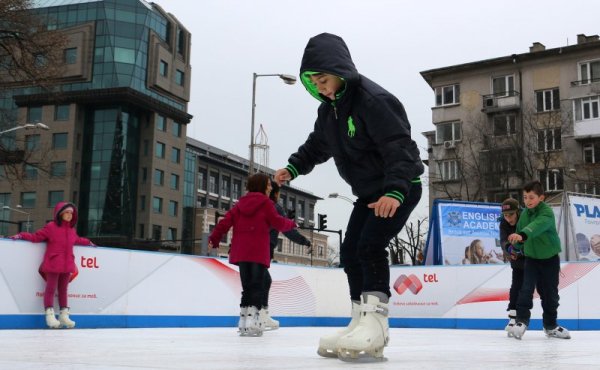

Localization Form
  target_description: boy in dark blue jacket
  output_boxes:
[275,33,423,361]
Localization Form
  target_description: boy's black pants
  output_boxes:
[516,254,560,329]
[238,262,266,309]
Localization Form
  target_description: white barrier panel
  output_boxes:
[1,239,599,330]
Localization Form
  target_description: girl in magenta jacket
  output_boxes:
[208,173,296,336]
[11,202,94,328]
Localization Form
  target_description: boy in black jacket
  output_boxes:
[275,33,423,361]
[498,198,523,336]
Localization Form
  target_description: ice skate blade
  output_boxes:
[263,326,279,331]
[317,348,338,358]
[337,348,387,363]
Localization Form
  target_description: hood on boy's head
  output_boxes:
[53,201,78,227]
[300,33,360,101]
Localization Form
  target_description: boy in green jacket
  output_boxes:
[507,180,570,340]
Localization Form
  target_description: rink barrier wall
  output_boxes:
[1,240,599,330]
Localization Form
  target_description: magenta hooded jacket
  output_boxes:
[209,192,296,268]
[17,202,93,274]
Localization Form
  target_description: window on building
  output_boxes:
[175,69,184,86]
[140,195,146,211]
[156,115,166,131]
[439,160,460,181]
[27,106,42,123]
[139,223,145,239]
[20,192,36,208]
[24,164,37,179]
[152,224,162,240]
[575,182,599,195]
[176,28,186,56]
[154,169,164,186]
[434,84,460,106]
[155,142,166,158]
[55,104,70,121]
[492,75,514,96]
[579,60,600,84]
[50,161,67,177]
[25,135,40,151]
[535,88,560,112]
[493,114,516,136]
[208,198,218,209]
[143,140,149,156]
[539,169,563,192]
[48,191,64,207]
[583,140,600,163]
[209,171,218,194]
[172,122,182,137]
[159,60,168,77]
[221,175,231,198]
[170,173,179,190]
[169,200,178,217]
[33,53,47,67]
[114,47,135,64]
[574,96,600,121]
[232,179,242,200]
[198,168,207,191]
[167,227,177,241]
[152,197,163,213]
[436,121,461,144]
[52,133,68,149]
[141,167,147,183]
[171,147,180,164]
[64,48,77,64]
[537,128,562,152]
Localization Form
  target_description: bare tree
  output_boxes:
[326,242,340,267]
[388,217,428,265]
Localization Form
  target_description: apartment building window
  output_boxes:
[535,88,560,112]
[24,164,37,179]
[232,179,242,200]
[152,224,161,240]
[159,60,168,77]
[434,84,460,106]
[439,160,460,181]
[141,167,147,183]
[583,140,600,163]
[25,135,40,151]
[172,122,182,137]
[209,171,218,194]
[167,227,177,241]
[537,128,561,152]
[64,48,77,64]
[575,182,598,195]
[579,60,600,84]
[574,96,600,121]
[152,197,163,213]
[175,69,184,86]
[52,133,68,149]
[48,191,64,207]
[492,75,514,96]
[171,147,180,164]
[198,168,207,191]
[139,224,145,238]
[169,200,178,217]
[140,195,146,211]
[539,169,563,191]
[156,115,166,131]
[28,106,42,123]
[208,198,218,209]
[20,192,36,208]
[436,121,461,144]
[170,173,179,190]
[50,161,66,177]
[155,142,166,158]
[55,104,70,120]
[493,114,516,136]
[221,175,231,198]
[154,169,164,186]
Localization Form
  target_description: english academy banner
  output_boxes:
[569,194,600,261]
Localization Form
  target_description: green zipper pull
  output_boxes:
[347,116,355,137]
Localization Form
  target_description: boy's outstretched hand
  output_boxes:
[508,233,523,244]
[274,168,291,185]
[368,196,400,218]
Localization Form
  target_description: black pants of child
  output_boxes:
[507,259,524,311]
[340,183,422,301]
[262,268,272,307]
[238,262,266,309]
[516,254,560,328]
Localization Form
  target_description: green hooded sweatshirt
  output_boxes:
[516,201,561,259]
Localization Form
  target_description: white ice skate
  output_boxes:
[244,306,263,337]
[337,293,389,362]
[58,307,76,328]
[45,308,60,329]
[505,310,516,337]
[544,325,571,339]
[238,307,248,336]
[510,322,527,340]
[317,301,361,358]
[260,307,279,331]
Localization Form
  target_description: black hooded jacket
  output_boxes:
[285,33,424,202]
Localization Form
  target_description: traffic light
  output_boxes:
[318,213,327,231]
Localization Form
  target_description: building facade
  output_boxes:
[0,0,192,247]
[421,34,600,207]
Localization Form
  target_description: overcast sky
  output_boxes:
[164,0,600,244]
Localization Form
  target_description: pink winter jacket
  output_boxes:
[17,202,93,274]
[209,192,296,268]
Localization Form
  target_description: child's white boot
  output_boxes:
[238,306,248,336]
[58,307,76,328]
[505,309,516,337]
[260,306,279,331]
[317,300,361,358]
[244,306,263,337]
[45,307,60,329]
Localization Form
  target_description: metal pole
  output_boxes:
[26,213,30,232]
[249,73,257,175]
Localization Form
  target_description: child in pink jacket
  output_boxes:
[208,173,296,336]
[11,202,94,328]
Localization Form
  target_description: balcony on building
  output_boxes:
[481,91,520,113]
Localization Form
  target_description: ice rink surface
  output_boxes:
[1,327,599,370]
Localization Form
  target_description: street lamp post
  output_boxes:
[328,192,355,204]
[249,73,296,174]
[2,205,31,232]
[0,122,50,136]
